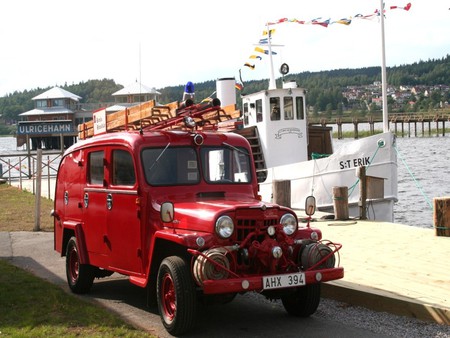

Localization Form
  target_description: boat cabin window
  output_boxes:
[88,151,104,185]
[256,99,263,122]
[243,103,249,125]
[284,96,293,120]
[296,97,304,120]
[270,97,280,121]
[112,149,136,186]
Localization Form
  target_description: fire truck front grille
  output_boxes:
[235,218,279,241]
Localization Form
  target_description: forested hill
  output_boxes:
[1,55,448,123]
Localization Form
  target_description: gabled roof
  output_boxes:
[32,87,82,101]
[112,81,161,96]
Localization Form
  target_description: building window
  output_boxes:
[52,99,64,107]
[36,100,47,108]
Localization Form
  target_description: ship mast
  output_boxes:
[380,0,389,132]
[266,23,277,90]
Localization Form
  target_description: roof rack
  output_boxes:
[78,98,241,140]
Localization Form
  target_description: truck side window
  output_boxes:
[88,151,104,185]
[112,150,136,186]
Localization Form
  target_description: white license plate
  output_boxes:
[262,272,306,290]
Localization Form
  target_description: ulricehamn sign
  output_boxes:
[17,121,75,135]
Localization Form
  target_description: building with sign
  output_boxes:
[17,82,160,150]
[17,87,88,150]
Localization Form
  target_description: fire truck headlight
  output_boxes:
[215,216,234,239]
[280,213,297,236]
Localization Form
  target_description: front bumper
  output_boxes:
[200,267,344,295]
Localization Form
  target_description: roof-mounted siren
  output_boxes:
[216,77,236,108]
[182,81,195,106]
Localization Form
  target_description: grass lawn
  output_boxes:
[0,183,154,337]
[0,184,54,231]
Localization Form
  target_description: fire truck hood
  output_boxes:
[169,199,280,233]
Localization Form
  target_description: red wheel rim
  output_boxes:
[68,246,79,283]
[161,273,176,320]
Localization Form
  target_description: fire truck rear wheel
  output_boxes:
[281,284,321,317]
[65,236,95,294]
[157,256,197,335]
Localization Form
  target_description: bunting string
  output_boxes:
[238,3,412,89]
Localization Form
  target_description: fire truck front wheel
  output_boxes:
[281,284,321,317]
[66,236,95,294]
[157,256,197,335]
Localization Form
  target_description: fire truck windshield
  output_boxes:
[141,145,252,186]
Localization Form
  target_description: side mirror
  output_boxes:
[305,196,316,216]
[161,202,174,223]
[50,209,60,221]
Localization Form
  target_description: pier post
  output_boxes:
[332,186,349,220]
[433,197,450,237]
[273,180,291,208]
[357,166,367,220]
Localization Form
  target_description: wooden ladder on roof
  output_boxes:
[78,99,241,139]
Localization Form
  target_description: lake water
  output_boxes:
[1,134,449,229]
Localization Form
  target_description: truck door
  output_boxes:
[83,149,109,265]
[105,148,142,274]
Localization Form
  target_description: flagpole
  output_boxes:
[380,0,389,132]
[266,23,277,90]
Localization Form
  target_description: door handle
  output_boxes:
[106,193,113,210]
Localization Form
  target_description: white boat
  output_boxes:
[216,76,398,222]
[214,9,398,222]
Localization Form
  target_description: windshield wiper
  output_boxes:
[149,142,171,172]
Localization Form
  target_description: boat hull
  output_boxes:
[258,132,398,222]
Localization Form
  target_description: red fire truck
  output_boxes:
[52,99,343,335]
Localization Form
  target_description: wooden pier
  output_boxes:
[309,112,450,139]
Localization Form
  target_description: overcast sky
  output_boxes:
[0,0,448,97]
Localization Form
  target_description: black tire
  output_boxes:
[66,236,95,294]
[157,256,197,335]
[281,284,321,317]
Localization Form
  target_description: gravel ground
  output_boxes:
[244,292,450,338]
[315,298,450,338]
